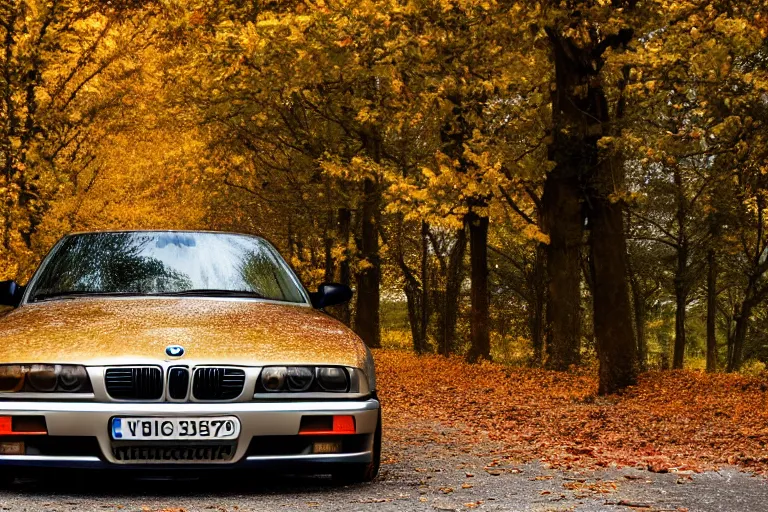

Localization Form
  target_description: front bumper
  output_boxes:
[0,399,379,470]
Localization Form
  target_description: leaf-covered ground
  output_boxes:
[375,349,768,476]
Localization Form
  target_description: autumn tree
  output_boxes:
[615,1,767,371]
[0,0,157,278]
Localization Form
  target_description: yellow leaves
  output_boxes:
[596,136,615,150]
[355,106,376,124]
[714,16,763,52]
[377,348,768,476]
[710,116,743,139]
[320,155,386,182]
[330,244,351,263]
[255,16,280,29]
[523,224,549,245]
[357,258,374,272]
[336,37,354,48]
[689,26,701,41]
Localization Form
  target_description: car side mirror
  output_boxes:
[0,280,24,308]
[309,283,353,309]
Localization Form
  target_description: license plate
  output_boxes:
[110,416,240,441]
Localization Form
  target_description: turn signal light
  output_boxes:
[332,415,355,434]
[0,416,48,436]
[299,415,355,435]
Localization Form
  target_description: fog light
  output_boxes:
[313,441,341,454]
[0,442,24,455]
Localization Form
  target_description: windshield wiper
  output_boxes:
[31,291,140,302]
[154,289,266,298]
[31,289,267,303]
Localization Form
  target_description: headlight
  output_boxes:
[0,366,25,392]
[57,365,90,392]
[260,367,286,391]
[286,367,314,391]
[316,367,349,392]
[27,365,58,392]
[0,365,92,393]
[257,366,353,393]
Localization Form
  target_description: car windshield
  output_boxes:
[26,232,306,304]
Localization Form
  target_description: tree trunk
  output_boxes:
[729,303,752,372]
[337,207,352,325]
[706,249,718,372]
[419,221,430,350]
[629,271,647,372]
[728,284,761,372]
[672,170,689,369]
[398,222,430,354]
[286,217,295,261]
[589,190,637,394]
[466,208,490,362]
[542,166,583,370]
[546,26,636,393]
[672,280,687,369]
[354,177,381,348]
[434,228,466,356]
[635,299,647,372]
[324,208,335,283]
[542,29,589,371]
[726,305,736,370]
[587,93,637,393]
[530,242,547,365]
[404,284,426,353]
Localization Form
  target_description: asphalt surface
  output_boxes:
[1,423,766,511]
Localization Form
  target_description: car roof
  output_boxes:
[66,229,263,239]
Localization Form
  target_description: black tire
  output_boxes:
[332,408,381,484]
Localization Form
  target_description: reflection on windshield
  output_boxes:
[28,232,305,304]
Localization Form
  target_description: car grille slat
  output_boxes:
[112,443,235,463]
[193,368,246,400]
[105,367,163,400]
[167,367,190,400]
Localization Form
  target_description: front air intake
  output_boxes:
[105,367,163,400]
[112,442,236,462]
[192,368,246,400]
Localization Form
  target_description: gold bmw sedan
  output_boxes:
[0,231,380,483]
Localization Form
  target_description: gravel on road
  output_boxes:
[1,421,766,511]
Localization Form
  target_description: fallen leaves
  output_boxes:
[375,349,768,475]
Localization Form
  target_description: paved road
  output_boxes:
[1,423,766,511]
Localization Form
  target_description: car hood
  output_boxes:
[0,298,367,367]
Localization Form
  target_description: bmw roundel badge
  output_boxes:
[165,345,185,358]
